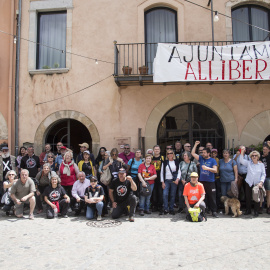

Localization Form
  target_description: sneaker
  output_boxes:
[144,210,151,214]
[97,215,102,221]
[164,210,169,215]
[63,214,69,218]
[169,210,175,215]
[258,207,263,214]
[129,216,135,222]
[159,210,164,215]
[139,210,144,216]
[212,212,219,218]
[178,208,183,213]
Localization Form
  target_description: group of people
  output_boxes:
[0,139,269,222]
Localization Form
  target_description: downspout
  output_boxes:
[15,0,22,156]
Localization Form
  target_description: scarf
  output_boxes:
[62,160,74,176]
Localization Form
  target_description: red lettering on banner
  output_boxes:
[243,60,252,80]
[198,62,206,80]
[255,59,267,79]
[222,60,225,80]
[185,63,197,80]
[229,60,241,80]
[209,61,218,80]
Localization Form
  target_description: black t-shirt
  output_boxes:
[2,157,18,179]
[151,155,164,173]
[43,185,66,202]
[175,150,183,162]
[82,162,93,177]
[20,154,41,178]
[109,178,131,203]
[260,154,270,178]
[84,185,104,205]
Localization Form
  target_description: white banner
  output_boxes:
[153,41,270,82]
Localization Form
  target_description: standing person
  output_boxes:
[55,142,63,156]
[16,146,27,174]
[119,144,135,164]
[0,146,18,198]
[46,153,58,172]
[76,142,95,166]
[55,146,67,169]
[39,143,52,167]
[43,173,70,219]
[206,142,213,151]
[103,148,126,181]
[72,172,90,216]
[59,151,79,210]
[145,149,154,156]
[78,150,96,180]
[109,168,137,222]
[183,143,192,153]
[191,141,219,218]
[174,141,183,161]
[219,150,238,196]
[10,169,36,220]
[95,147,107,175]
[20,146,40,178]
[211,149,221,208]
[178,151,197,213]
[260,144,270,214]
[233,146,249,200]
[84,176,104,220]
[138,154,157,215]
[160,150,181,215]
[239,147,266,217]
[151,145,164,213]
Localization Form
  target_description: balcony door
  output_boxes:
[145,8,177,73]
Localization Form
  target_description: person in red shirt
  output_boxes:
[138,154,157,215]
[183,172,206,218]
[118,144,135,164]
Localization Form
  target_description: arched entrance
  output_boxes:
[157,103,225,151]
[45,119,92,154]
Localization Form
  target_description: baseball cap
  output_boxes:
[190,172,199,178]
[83,150,90,155]
[118,168,126,174]
[60,146,67,150]
[90,176,98,182]
[79,142,89,148]
[211,149,218,153]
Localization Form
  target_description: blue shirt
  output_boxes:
[233,154,249,174]
[128,158,142,179]
[199,155,217,182]
[219,159,237,183]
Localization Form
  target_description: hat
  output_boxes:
[1,146,9,151]
[90,176,98,182]
[83,150,90,155]
[190,172,199,178]
[79,142,89,149]
[118,168,126,174]
[211,149,218,153]
[60,146,67,150]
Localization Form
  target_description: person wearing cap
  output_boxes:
[109,168,137,222]
[0,146,18,198]
[183,172,206,220]
[76,142,95,166]
[72,172,90,216]
[84,175,104,220]
[77,150,96,180]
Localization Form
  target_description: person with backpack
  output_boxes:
[160,150,181,215]
[183,172,206,222]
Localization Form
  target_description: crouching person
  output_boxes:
[109,168,137,222]
[43,172,70,218]
[183,172,206,222]
[10,169,36,220]
[84,176,104,221]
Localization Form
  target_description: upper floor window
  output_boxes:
[232,5,270,42]
[37,11,67,69]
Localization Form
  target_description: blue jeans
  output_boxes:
[163,179,178,211]
[86,202,104,219]
[221,182,231,196]
[139,183,154,211]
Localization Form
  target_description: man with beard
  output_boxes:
[20,146,40,178]
[0,146,18,199]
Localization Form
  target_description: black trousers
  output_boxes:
[111,194,137,219]
[152,172,163,209]
[245,182,260,212]
[46,199,69,219]
[62,185,74,208]
[201,181,217,213]
[73,196,86,215]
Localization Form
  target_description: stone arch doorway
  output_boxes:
[34,110,100,156]
[45,119,92,154]
[157,103,225,152]
[144,91,238,150]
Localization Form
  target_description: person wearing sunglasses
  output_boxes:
[239,147,266,217]
[160,150,181,215]
[46,153,58,172]
[119,144,135,164]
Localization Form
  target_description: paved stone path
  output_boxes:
[1,210,270,270]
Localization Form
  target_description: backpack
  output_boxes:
[186,207,204,222]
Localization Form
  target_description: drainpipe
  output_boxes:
[15,0,22,156]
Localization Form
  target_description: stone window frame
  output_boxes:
[28,0,73,75]
[225,0,270,41]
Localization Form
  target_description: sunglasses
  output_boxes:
[90,180,98,183]
[47,156,53,158]
[185,146,191,147]
[9,174,15,176]
[112,154,117,156]
[124,148,130,150]
[251,155,258,157]
[167,153,174,155]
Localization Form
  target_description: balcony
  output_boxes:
[113,41,270,86]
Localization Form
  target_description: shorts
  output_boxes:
[264,177,270,191]
[15,198,31,216]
